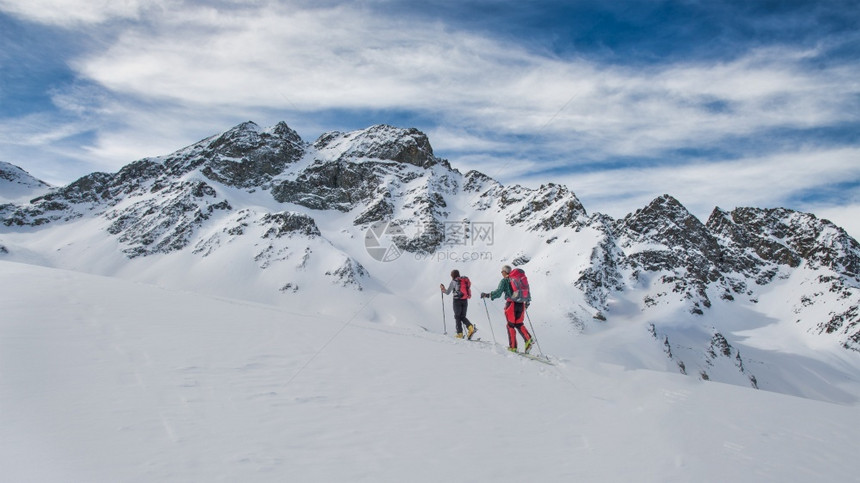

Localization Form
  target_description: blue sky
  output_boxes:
[1,0,859,235]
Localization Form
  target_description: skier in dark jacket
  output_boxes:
[481,264,533,353]
[440,269,477,339]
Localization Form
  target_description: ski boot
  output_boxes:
[524,338,535,354]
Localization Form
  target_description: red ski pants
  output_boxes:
[504,301,531,349]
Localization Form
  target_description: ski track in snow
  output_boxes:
[2,260,859,482]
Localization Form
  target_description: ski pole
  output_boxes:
[440,291,447,335]
[525,310,545,356]
[482,298,497,344]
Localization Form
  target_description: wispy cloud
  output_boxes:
[62,3,857,155]
[0,0,154,26]
[559,147,860,220]
[0,113,87,146]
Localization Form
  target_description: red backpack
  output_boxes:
[455,276,472,300]
[508,268,531,304]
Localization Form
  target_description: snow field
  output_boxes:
[2,260,859,482]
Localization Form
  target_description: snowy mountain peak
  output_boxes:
[617,194,719,261]
[153,120,308,188]
[269,121,304,144]
[496,182,589,231]
[708,206,860,277]
[314,124,441,168]
[0,161,52,203]
[0,161,48,186]
[462,169,501,193]
[207,120,304,156]
[621,194,699,233]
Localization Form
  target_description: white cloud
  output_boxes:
[424,127,513,154]
[0,113,88,147]
[555,147,860,223]
[73,4,511,110]
[0,0,158,26]
[59,2,857,164]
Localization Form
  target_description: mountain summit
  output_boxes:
[0,161,52,204]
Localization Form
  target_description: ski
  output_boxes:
[455,336,490,344]
[450,334,552,362]
[511,351,556,365]
[454,336,554,363]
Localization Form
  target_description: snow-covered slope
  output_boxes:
[1,121,859,403]
[2,260,858,482]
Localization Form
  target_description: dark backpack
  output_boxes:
[508,268,531,304]
[454,276,472,300]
